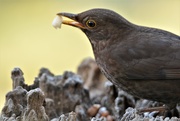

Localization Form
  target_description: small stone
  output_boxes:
[87,104,101,117]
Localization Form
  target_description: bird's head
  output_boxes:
[57,8,132,45]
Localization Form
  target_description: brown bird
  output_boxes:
[57,9,180,111]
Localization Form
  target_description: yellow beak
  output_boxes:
[57,12,85,29]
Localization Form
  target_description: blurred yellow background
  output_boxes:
[0,0,179,111]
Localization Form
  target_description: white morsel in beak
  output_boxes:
[52,15,63,29]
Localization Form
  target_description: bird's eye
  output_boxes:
[86,20,96,28]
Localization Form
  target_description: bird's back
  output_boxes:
[95,25,180,107]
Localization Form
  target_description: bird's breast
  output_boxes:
[94,46,130,89]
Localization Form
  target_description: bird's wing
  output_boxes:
[112,28,180,80]
[125,55,180,79]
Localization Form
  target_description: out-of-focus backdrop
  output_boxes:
[0,0,179,111]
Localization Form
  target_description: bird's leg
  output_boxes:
[137,105,166,114]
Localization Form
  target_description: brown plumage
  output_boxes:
[57,8,180,109]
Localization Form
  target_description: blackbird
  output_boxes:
[57,8,180,110]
